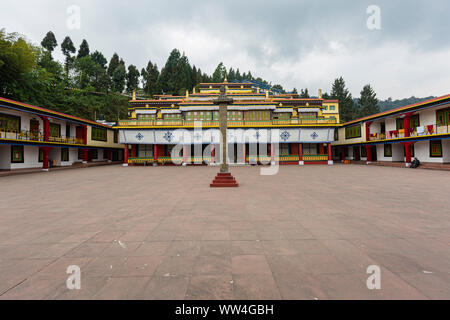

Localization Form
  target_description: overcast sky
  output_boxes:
[1,0,449,99]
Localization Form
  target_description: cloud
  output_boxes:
[1,0,449,99]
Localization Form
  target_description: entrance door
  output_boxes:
[371,146,377,161]
[76,126,84,143]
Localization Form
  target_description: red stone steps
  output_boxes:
[210,172,239,187]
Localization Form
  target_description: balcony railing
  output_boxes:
[117,118,337,127]
[0,129,83,144]
[368,124,450,141]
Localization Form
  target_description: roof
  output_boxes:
[0,97,113,128]
[343,94,450,126]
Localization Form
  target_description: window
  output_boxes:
[138,114,155,121]
[114,130,118,143]
[380,122,386,134]
[49,123,61,137]
[66,125,71,138]
[0,113,21,131]
[361,146,367,157]
[11,145,24,163]
[436,108,450,126]
[430,140,442,157]
[39,148,44,162]
[280,144,290,155]
[78,149,83,160]
[384,144,392,157]
[244,111,270,121]
[61,148,69,162]
[91,149,98,160]
[329,106,335,111]
[91,127,107,141]
[334,129,339,141]
[345,124,362,139]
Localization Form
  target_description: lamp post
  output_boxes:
[210,85,239,187]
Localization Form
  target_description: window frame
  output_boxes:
[384,144,392,157]
[430,140,442,158]
[91,127,107,142]
[11,145,24,163]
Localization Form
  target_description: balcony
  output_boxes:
[368,124,450,141]
[117,118,338,127]
[0,129,84,145]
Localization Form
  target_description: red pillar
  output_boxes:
[365,145,372,163]
[243,144,246,163]
[183,145,188,165]
[153,144,158,165]
[83,125,88,145]
[327,143,332,161]
[340,147,345,162]
[402,142,412,166]
[404,114,411,138]
[298,143,303,165]
[211,145,215,164]
[365,122,372,142]
[123,144,128,166]
[82,149,88,163]
[107,150,112,162]
[42,117,49,142]
[131,145,137,158]
[270,144,275,163]
[42,147,50,171]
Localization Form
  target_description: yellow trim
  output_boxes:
[333,132,450,146]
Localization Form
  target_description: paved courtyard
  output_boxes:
[0,164,449,300]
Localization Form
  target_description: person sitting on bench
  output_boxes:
[410,157,420,168]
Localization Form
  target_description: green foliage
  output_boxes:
[357,84,380,118]
[112,63,126,93]
[331,77,355,122]
[91,50,107,69]
[41,31,57,54]
[141,60,160,96]
[107,53,120,76]
[61,36,75,74]
[300,88,310,98]
[77,39,90,59]
[126,64,140,92]
[212,62,227,82]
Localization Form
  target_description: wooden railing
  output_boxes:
[0,129,83,144]
[118,118,337,127]
[368,124,450,141]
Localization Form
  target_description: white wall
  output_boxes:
[0,145,11,169]
[10,146,41,169]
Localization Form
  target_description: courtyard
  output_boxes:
[0,164,448,299]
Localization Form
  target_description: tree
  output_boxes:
[61,36,76,75]
[41,31,57,56]
[0,29,40,97]
[112,63,126,93]
[159,49,182,94]
[358,84,380,118]
[73,55,97,89]
[77,39,90,58]
[330,77,355,122]
[107,53,120,77]
[212,62,227,82]
[292,88,298,94]
[126,64,140,92]
[141,60,160,96]
[300,88,310,98]
[91,51,107,69]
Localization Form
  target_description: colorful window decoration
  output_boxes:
[430,140,442,157]
[138,114,155,121]
[436,108,450,126]
[345,124,362,139]
[91,127,107,142]
[164,114,181,120]
[244,111,270,121]
[186,111,212,121]
[0,113,20,131]
[49,123,61,137]
[384,144,392,157]
[11,145,24,163]
[61,148,69,162]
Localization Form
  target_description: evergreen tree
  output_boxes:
[112,63,126,93]
[77,39,90,59]
[159,49,183,94]
[61,36,75,74]
[90,51,107,69]
[126,64,140,92]
[41,31,57,56]
[358,84,380,117]
[330,77,355,122]
[107,53,120,77]
[212,62,227,82]
[292,88,298,94]
[235,68,242,81]
[300,88,310,98]
[141,60,160,96]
